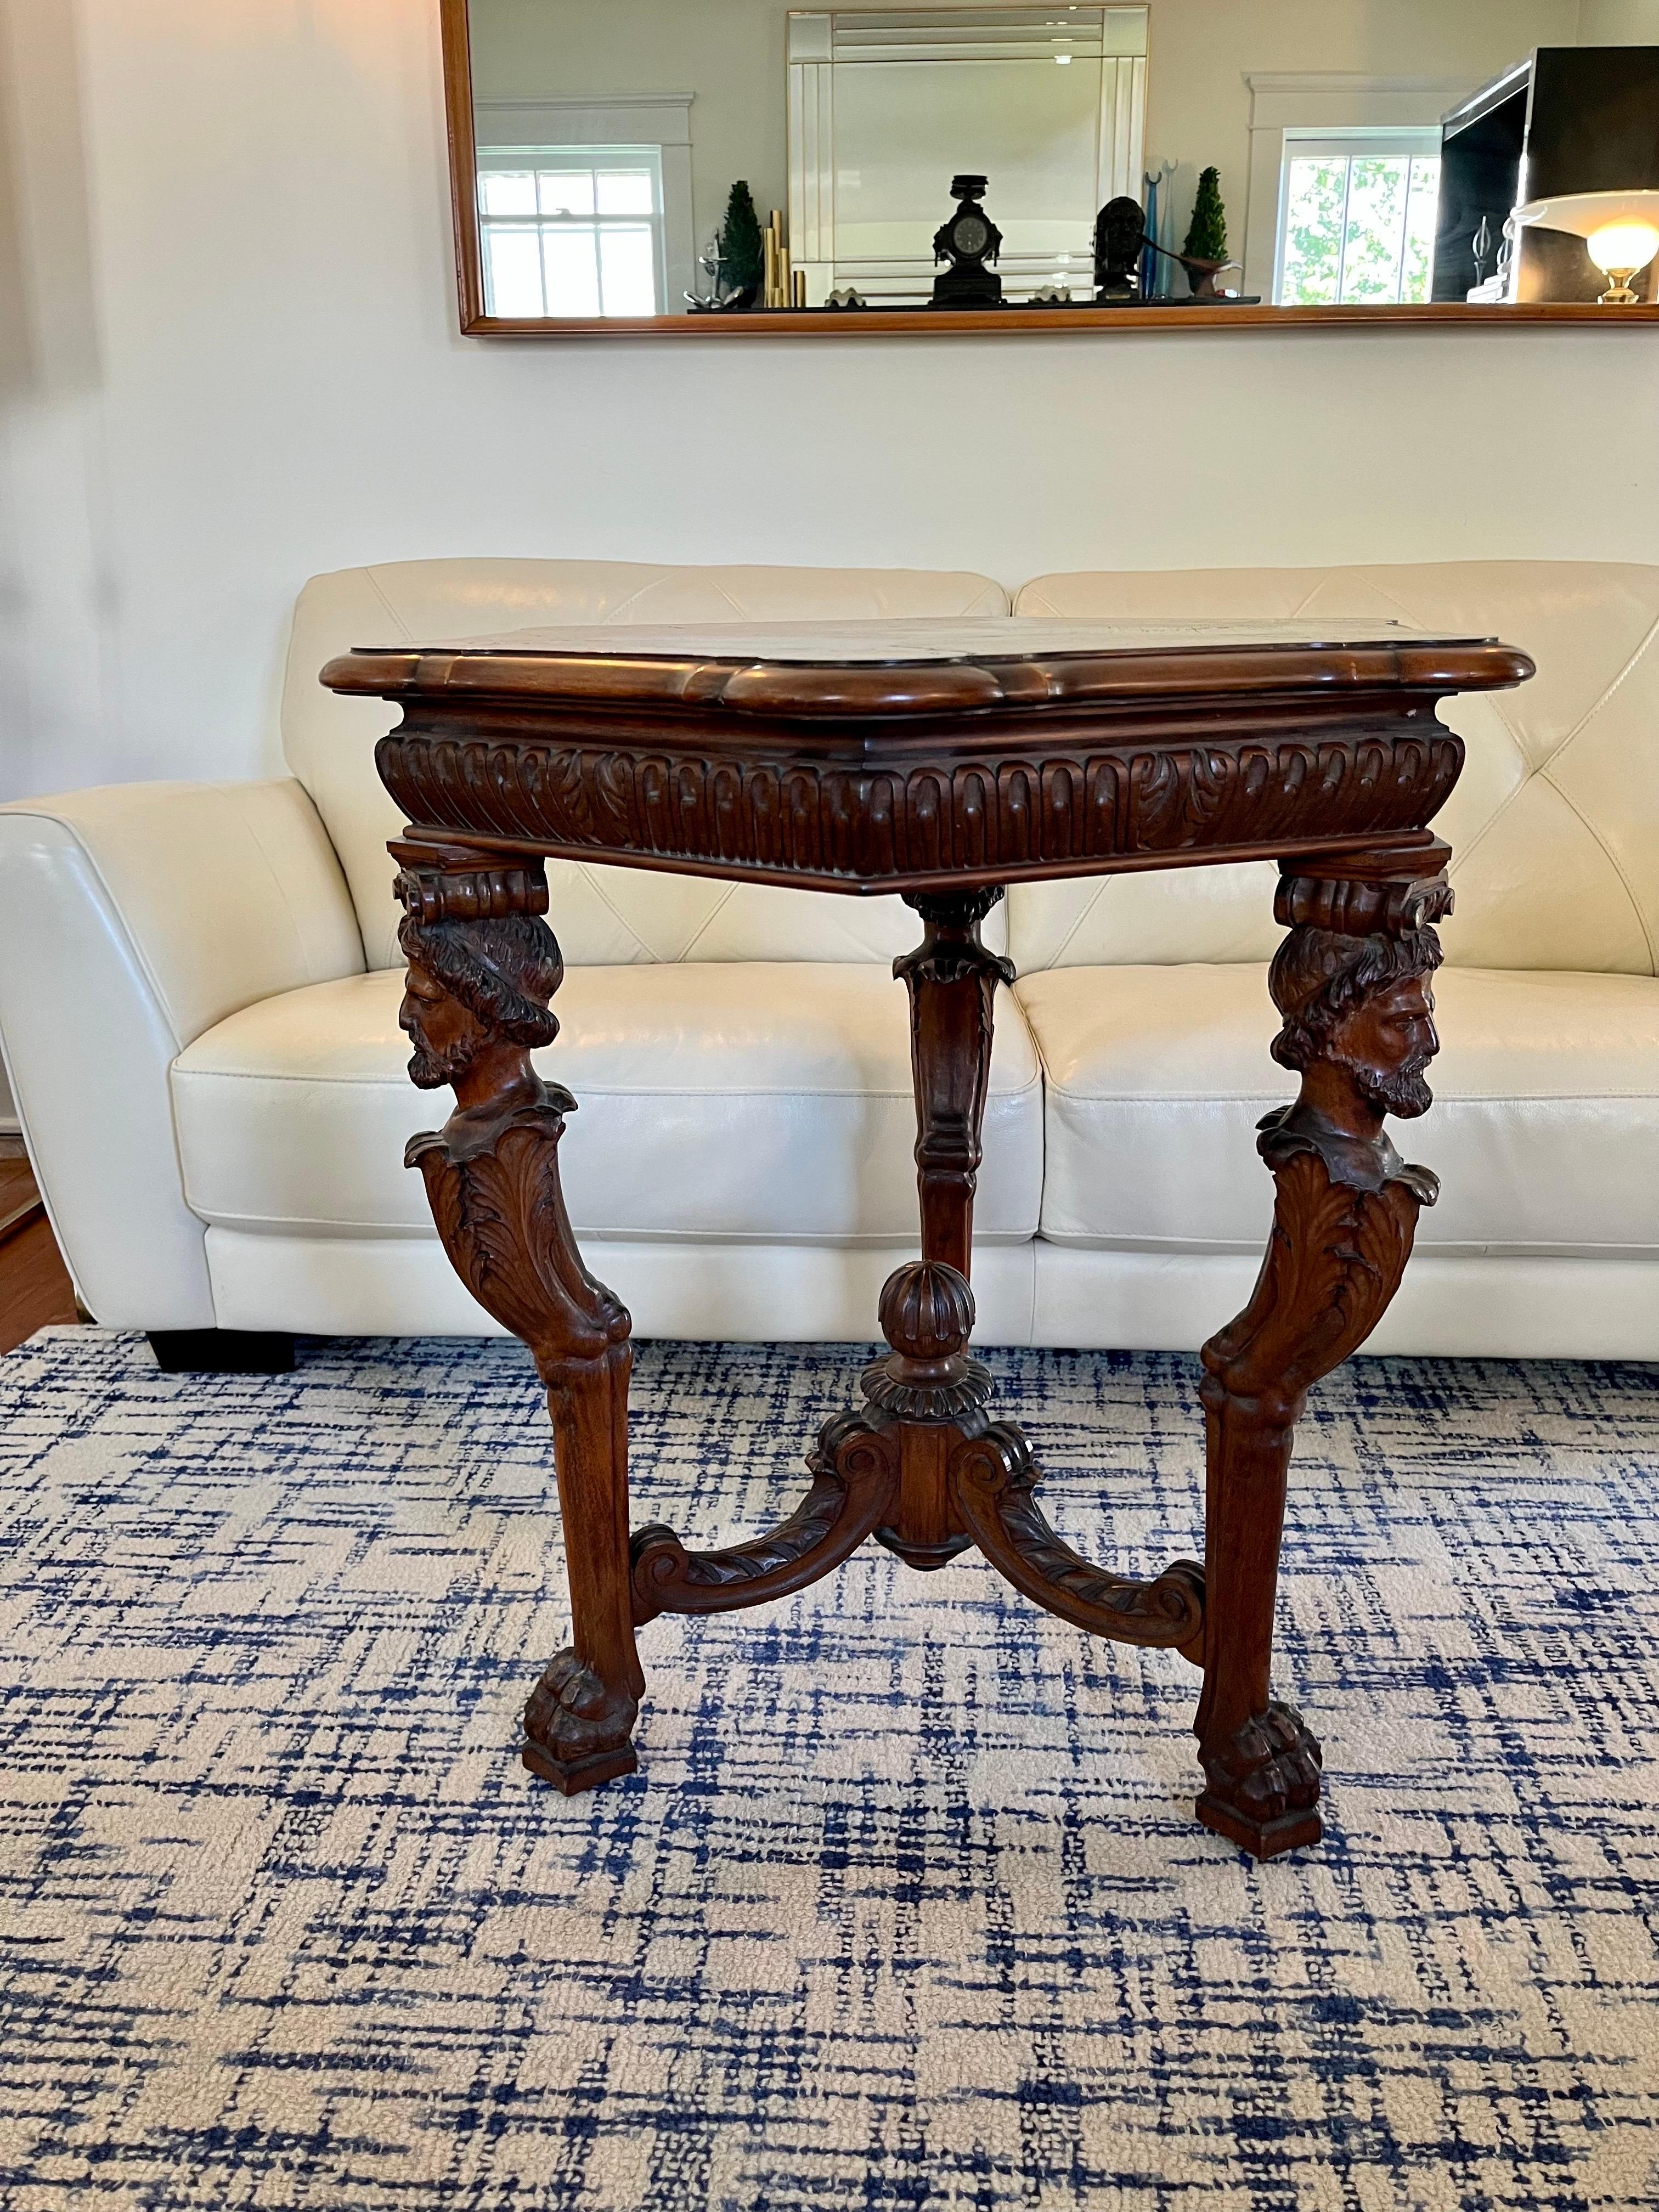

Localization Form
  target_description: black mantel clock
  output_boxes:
[932,174,1003,307]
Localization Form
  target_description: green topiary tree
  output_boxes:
[719,180,765,295]
[1183,167,1227,263]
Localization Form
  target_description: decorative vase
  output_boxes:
[1181,256,1229,300]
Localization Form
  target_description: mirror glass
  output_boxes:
[788,9,1146,304]
[460,1,1659,324]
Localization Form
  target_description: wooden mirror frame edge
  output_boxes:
[440,0,1659,341]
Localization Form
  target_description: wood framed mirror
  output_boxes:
[440,0,1659,337]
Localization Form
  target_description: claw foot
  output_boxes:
[1197,1701,1323,1859]
[522,1649,639,1795]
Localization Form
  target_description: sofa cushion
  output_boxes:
[172,964,1042,1245]
[1017,963,1659,1257]
[1006,562,1659,980]
[283,558,1010,970]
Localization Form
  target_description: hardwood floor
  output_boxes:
[0,1148,80,1354]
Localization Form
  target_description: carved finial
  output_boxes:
[878,1259,975,1362]
[862,1259,992,1426]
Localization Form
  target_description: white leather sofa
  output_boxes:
[1,556,1655,1361]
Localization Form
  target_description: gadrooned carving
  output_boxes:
[377,726,1464,887]
[347,580,1534,1861]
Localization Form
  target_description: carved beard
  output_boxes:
[1333,1047,1434,1120]
[400,1015,483,1091]
[405,1040,472,1089]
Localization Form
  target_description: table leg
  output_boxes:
[870,890,1013,1570]
[1193,849,1452,1858]
[865,890,1206,1654]
[391,844,642,1795]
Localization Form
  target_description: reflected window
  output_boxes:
[1274,132,1441,306]
[478,149,664,317]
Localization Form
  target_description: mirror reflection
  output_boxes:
[461,2,1659,322]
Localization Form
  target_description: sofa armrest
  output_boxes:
[0,778,365,1328]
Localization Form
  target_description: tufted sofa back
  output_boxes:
[284,556,1658,981]
[1008,562,1659,978]
[283,557,1009,970]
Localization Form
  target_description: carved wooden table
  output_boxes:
[323,617,1531,1860]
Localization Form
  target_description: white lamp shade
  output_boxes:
[1514,188,1659,268]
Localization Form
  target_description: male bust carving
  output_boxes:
[398,906,563,1116]
[1261,919,1442,1197]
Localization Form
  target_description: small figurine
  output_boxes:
[1093,183,1246,304]
[685,235,724,311]
[1093,195,1148,301]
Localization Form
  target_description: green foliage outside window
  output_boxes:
[1280,154,1440,306]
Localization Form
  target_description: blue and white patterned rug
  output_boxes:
[1,1329,1656,2210]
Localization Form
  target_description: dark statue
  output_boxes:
[1093,194,1148,301]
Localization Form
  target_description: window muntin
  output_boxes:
[1275,132,1441,306]
[478,148,664,317]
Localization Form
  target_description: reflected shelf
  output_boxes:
[460,300,1659,339]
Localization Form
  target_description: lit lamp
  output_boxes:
[1514,189,1659,305]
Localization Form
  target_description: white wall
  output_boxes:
[2,0,1658,808]
[1579,0,1659,37]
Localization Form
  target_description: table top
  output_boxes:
[349,616,1474,662]
[332,614,1535,896]
[324,617,1528,721]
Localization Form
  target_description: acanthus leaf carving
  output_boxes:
[394,849,643,1795]
[1201,1152,1423,1426]
[408,1104,629,1385]
[379,724,1464,887]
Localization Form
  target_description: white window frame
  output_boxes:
[1273,128,1443,307]
[473,94,695,318]
[477,145,667,318]
[1242,72,1474,302]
